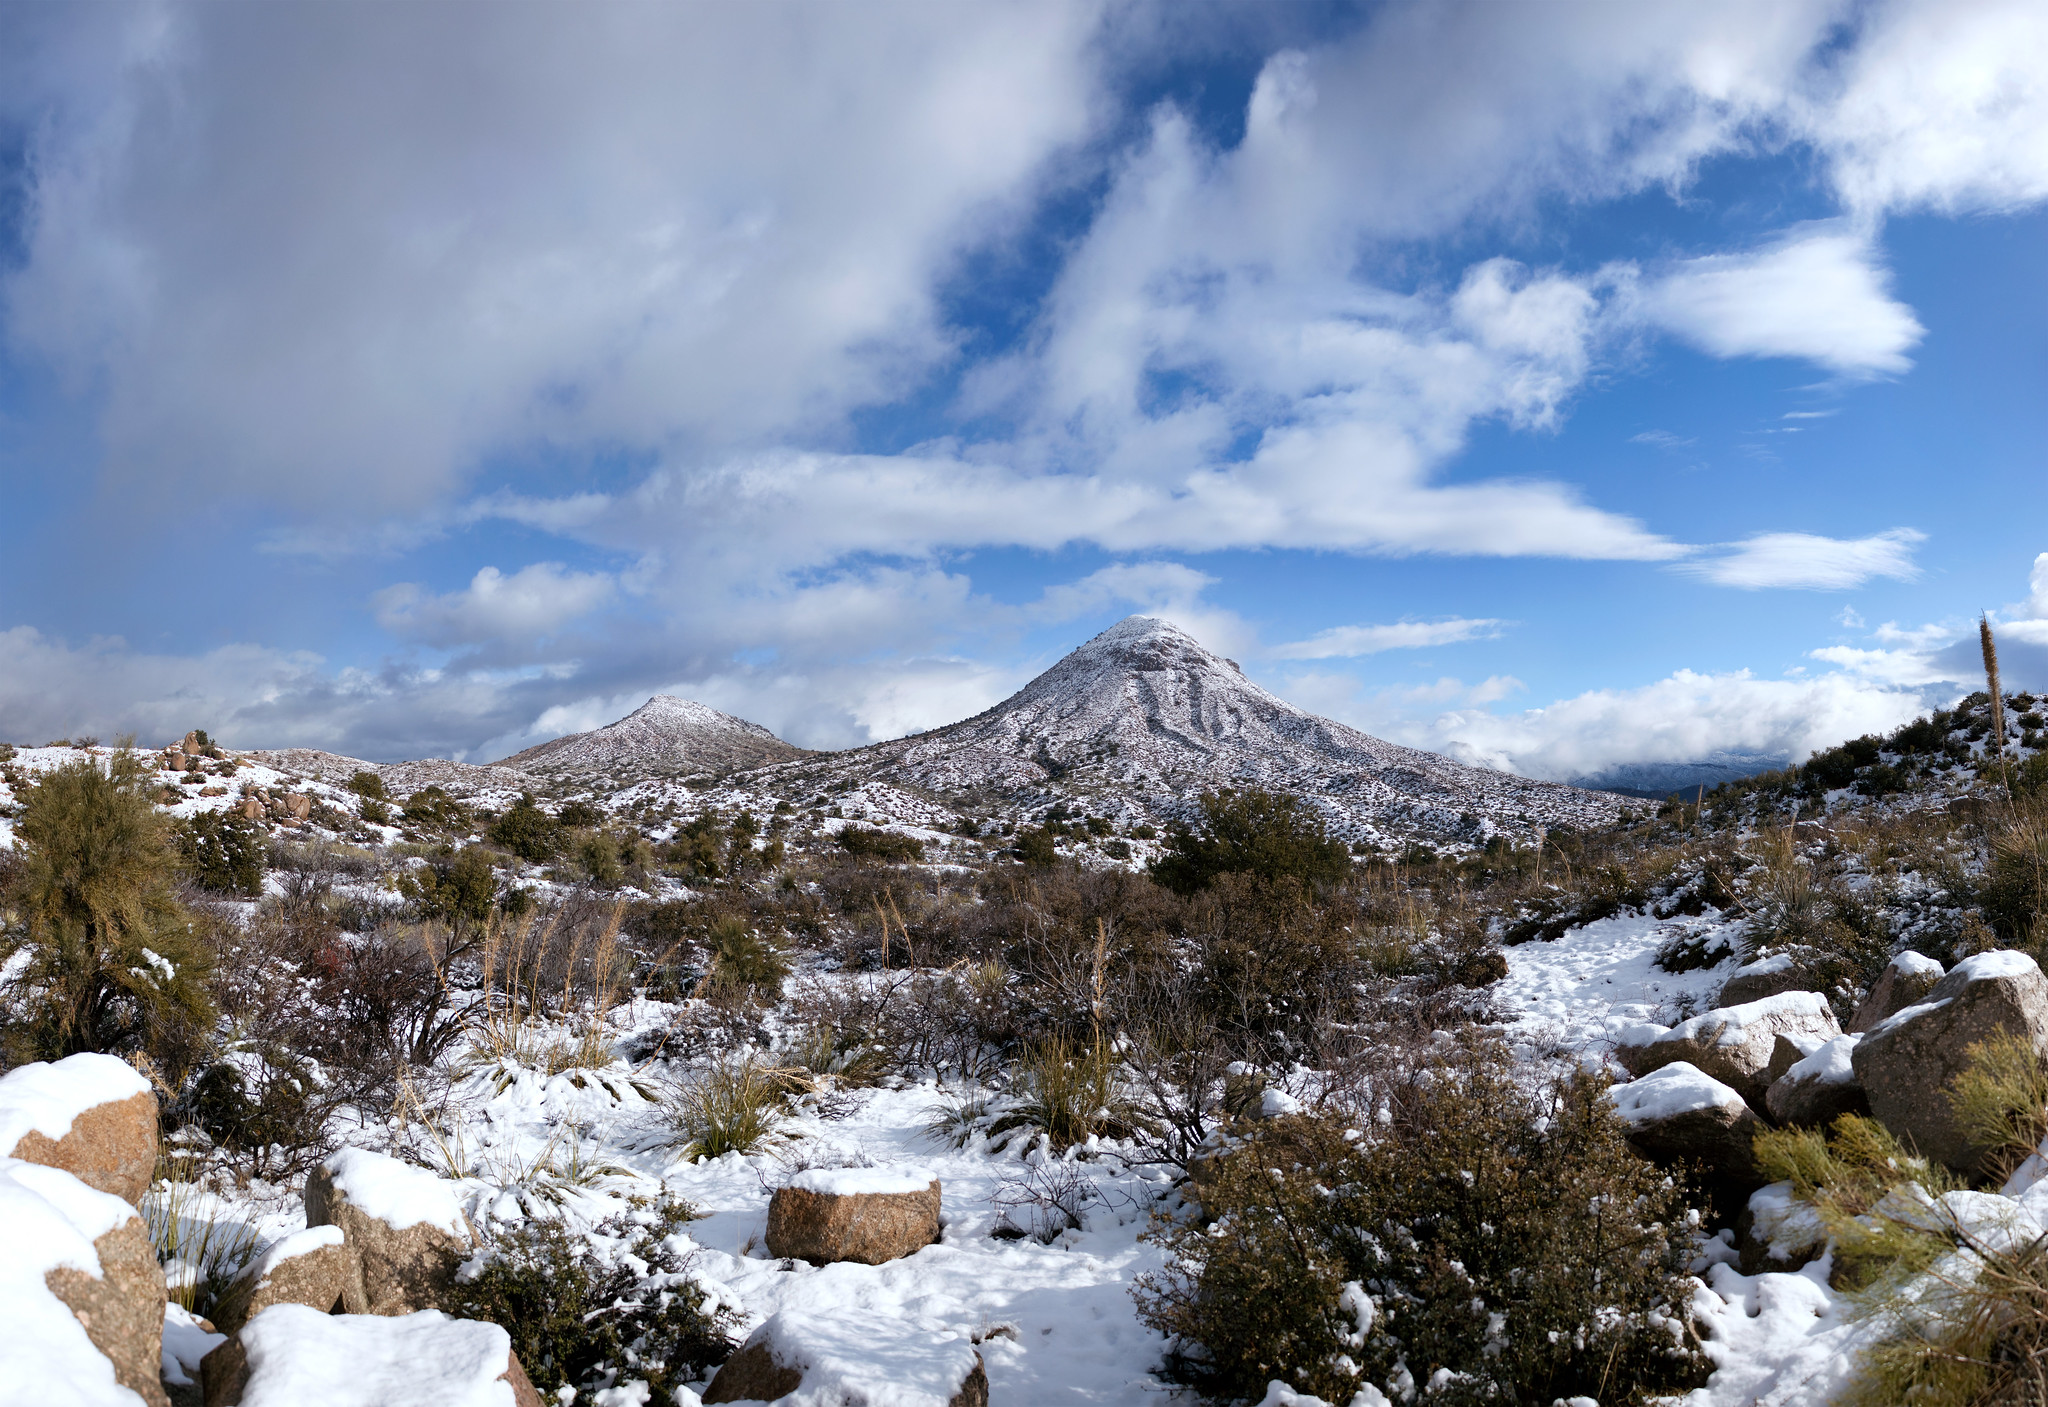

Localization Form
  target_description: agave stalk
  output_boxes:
[1983,615,2012,801]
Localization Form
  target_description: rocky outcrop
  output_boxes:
[215,1225,364,1333]
[1608,1063,1764,1183]
[202,1306,543,1407]
[1615,991,1842,1105]
[0,1052,159,1205]
[1853,950,2048,1171]
[765,1168,941,1266]
[1717,954,1809,1008]
[1765,1033,1870,1128]
[702,1311,986,1407]
[304,1149,469,1315]
[1848,951,1946,1034]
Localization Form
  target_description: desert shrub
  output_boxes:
[1136,1039,1706,1406]
[401,847,500,934]
[1752,1114,1956,1290]
[1181,874,1364,1061]
[345,770,387,802]
[1947,1031,2048,1182]
[186,1044,330,1177]
[662,814,725,879]
[1150,787,1351,896]
[401,784,470,833]
[176,809,268,895]
[447,1195,739,1399]
[837,825,924,863]
[704,914,789,996]
[489,793,560,862]
[556,799,603,829]
[0,752,215,1071]
[666,1054,793,1159]
[571,830,625,889]
[1013,826,1060,866]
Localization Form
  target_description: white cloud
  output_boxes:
[372,563,617,650]
[1271,617,1506,659]
[1425,668,1933,780]
[1635,227,1925,376]
[1681,528,1925,590]
[1810,0,2048,216]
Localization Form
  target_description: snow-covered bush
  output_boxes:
[447,1194,740,1400]
[175,809,268,895]
[1135,1037,1706,1406]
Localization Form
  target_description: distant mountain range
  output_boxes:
[245,616,1651,852]
[1568,752,1791,802]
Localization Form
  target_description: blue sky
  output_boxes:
[0,0,2044,776]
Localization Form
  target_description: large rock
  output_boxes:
[1717,954,1809,1008]
[765,1167,941,1266]
[2,1156,171,1407]
[304,1149,469,1316]
[1848,951,1946,1034]
[1608,1062,1764,1183]
[0,1052,159,1205]
[1853,950,2048,1171]
[1615,991,1842,1105]
[1766,1033,1870,1128]
[216,1225,364,1334]
[702,1310,986,1407]
[201,1306,544,1407]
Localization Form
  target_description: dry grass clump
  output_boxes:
[664,1053,799,1160]
[143,1149,260,1321]
[1010,1034,1147,1152]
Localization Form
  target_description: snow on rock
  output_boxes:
[0,1054,152,1154]
[248,1225,348,1283]
[234,1305,521,1407]
[1747,1183,1828,1264]
[163,1303,228,1393]
[1608,1063,1750,1124]
[319,1149,467,1237]
[1893,951,1946,979]
[0,1156,153,1407]
[785,1166,938,1197]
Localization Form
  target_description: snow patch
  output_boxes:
[1608,1063,1748,1124]
[785,1166,937,1197]
[236,1306,517,1407]
[0,1156,150,1407]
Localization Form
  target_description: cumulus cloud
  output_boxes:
[1271,617,1506,660]
[1,1,2045,759]
[1681,528,1925,590]
[1634,227,1924,376]
[372,563,617,650]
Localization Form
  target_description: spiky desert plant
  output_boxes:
[665,1054,793,1160]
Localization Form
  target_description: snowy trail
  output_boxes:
[1496,911,1741,1060]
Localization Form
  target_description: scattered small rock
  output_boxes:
[1609,1062,1763,1184]
[1615,991,1842,1105]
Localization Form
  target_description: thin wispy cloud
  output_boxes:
[1271,618,1507,660]
[1680,529,1927,591]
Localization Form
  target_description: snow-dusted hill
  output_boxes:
[493,695,807,783]
[727,616,1636,850]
